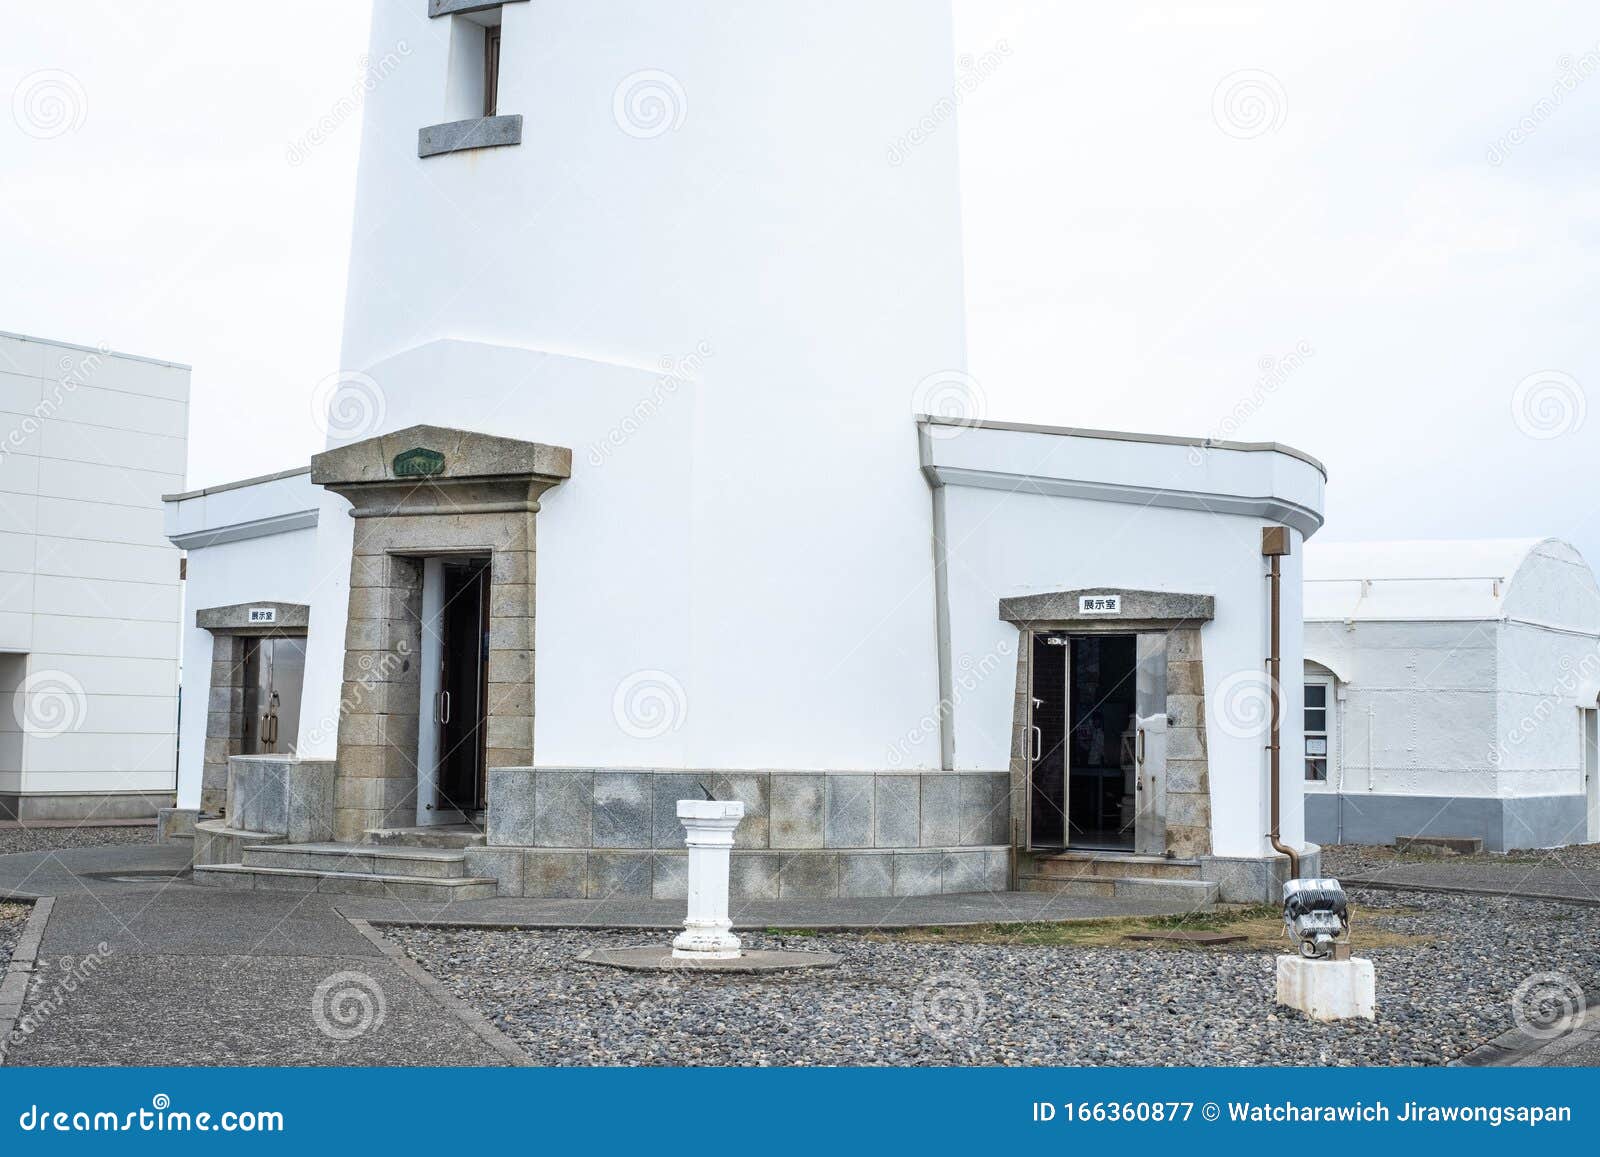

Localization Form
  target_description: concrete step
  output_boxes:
[243,841,471,878]
[193,818,284,867]
[363,825,486,850]
[1017,873,1219,907]
[1030,852,1204,882]
[193,863,498,900]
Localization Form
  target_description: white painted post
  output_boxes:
[672,799,746,960]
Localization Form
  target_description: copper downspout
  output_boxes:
[1263,526,1301,879]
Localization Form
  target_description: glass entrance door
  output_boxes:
[242,637,306,755]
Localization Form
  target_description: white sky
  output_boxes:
[2,2,1596,567]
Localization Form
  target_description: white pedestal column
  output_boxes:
[672,799,746,960]
[1276,955,1376,1021]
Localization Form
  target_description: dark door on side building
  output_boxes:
[436,558,491,815]
[1027,633,1138,851]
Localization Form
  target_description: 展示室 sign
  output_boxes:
[248,607,277,624]
[1078,595,1121,615]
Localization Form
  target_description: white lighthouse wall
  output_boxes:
[298,0,967,769]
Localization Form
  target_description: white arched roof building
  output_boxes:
[1303,538,1600,850]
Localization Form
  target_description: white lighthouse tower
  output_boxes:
[173,0,1326,905]
[295,0,968,778]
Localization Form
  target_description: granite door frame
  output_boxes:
[193,602,310,815]
[1000,589,1216,860]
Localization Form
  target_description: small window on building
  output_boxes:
[483,24,501,117]
[1304,682,1329,781]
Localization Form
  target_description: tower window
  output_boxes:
[419,0,526,157]
[483,25,501,117]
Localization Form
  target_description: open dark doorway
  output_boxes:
[436,557,490,815]
[1028,633,1138,851]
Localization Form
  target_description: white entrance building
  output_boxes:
[1303,538,1600,851]
[0,330,188,821]
[167,0,1326,903]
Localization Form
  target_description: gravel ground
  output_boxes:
[0,900,29,969]
[387,889,1600,1067]
[1323,842,1600,875]
[0,825,155,857]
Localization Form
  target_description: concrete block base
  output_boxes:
[0,791,174,822]
[156,807,202,844]
[1276,954,1375,1022]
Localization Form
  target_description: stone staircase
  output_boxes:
[1016,850,1219,907]
[192,832,497,900]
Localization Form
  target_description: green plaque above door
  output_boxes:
[393,447,446,477]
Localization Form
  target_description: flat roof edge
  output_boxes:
[915,414,1327,478]
[0,329,192,371]
[163,465,313,503]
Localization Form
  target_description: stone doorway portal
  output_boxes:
[309,425,571,843]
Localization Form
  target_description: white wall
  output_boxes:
[1304,619,1499,799]
[167,468,320,811]
[0,332,187,802]
[300,0,968,768]
[1304,538,1600,807]
[941,487,1310,859]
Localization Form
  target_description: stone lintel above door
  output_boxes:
[998,588,1214,628]
[195,601,310,636]
[311,424,572,518]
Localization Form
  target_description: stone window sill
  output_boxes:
[418,114,522,158]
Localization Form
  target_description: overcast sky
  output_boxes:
[2,2,1595,567]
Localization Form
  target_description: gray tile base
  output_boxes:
[507,846,1010,900]
[1306,792,1588,853]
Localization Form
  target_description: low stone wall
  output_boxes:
[479,767,1012,899]
[486,767,1010,851]
[465,845,1010,900]
[225,755,335,844]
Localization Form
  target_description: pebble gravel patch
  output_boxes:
[1,900,29,969]
[387,890,1600,1067]
[0,825,155,857]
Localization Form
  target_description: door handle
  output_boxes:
[1137,728,1146,766]
[438,690,451,725]
[1029,725,1042,762]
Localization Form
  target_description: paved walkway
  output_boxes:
[0,846,510,1066]
[1341,859,1600,907]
